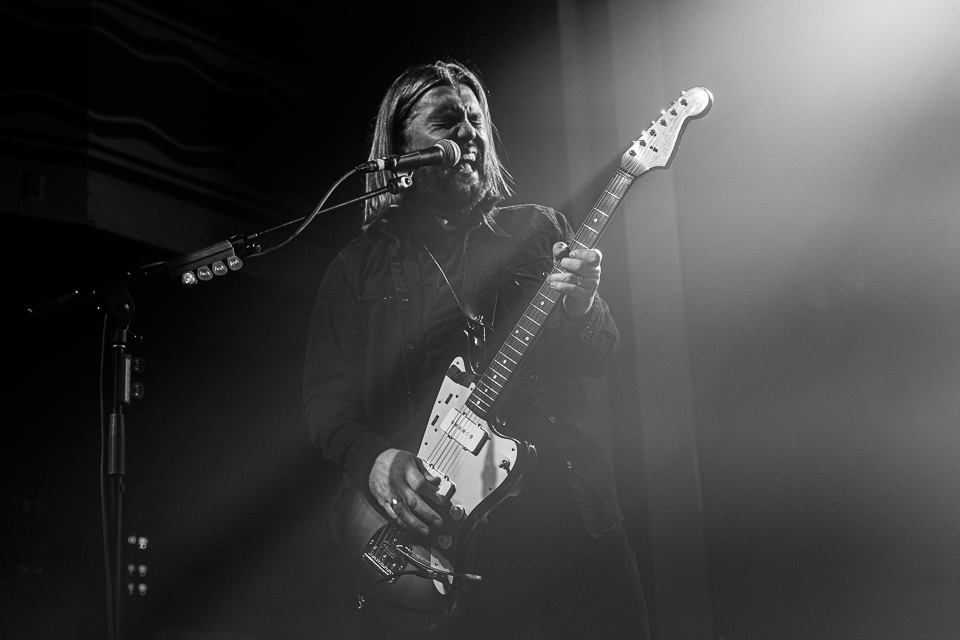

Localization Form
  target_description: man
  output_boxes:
[303,61,649,639]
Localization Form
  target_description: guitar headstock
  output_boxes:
[621,87,713,176]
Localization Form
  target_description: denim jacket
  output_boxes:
[303,203,624,537]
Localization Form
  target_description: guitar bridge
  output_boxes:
[363,524,409,577]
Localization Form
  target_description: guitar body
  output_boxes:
[332,86,712,632]
[333,354,536,631]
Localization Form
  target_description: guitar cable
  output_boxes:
[394,545,483,583]
[355,546,482,608]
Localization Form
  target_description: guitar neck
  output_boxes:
[463,85,714,418]
[466,169,637,418]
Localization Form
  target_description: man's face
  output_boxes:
[400,83,491,220]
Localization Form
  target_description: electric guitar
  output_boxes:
[334,87,713,632]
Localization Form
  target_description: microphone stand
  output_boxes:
[103,286,135,640]
[25,172,412,640]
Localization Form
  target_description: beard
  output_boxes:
[405,163,491,225]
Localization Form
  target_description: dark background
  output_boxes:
[4,1,960,639]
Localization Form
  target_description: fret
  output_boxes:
[475,382,496,399]
[467,397,493,416]
[471,398,493,415]
[535,287,557,302]
[507,332,528,345]
[469,396,491,411]
[603,190,621,200]
[522,314,542,327]
[483,373,504,387]
[584,224,599,234]
[490,360,511,376]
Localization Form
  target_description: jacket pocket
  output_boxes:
[359,278,402,362]
[505,254,554,319]
[507,254,553,288]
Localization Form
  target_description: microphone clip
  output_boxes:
[386,173,413,194]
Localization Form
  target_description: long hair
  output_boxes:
[362,60,513,230]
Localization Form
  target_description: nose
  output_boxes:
[455,121,477,143]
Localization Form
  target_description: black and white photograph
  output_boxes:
[3,1,959,638]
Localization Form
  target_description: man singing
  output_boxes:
[303,60,649,639]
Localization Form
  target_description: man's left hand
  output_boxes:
[549,242,601,319]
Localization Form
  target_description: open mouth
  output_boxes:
[456,150,480,173]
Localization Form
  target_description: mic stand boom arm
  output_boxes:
[26,172,411,319]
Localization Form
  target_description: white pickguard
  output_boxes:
[416,357,519,591]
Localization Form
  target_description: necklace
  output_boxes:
[419,240,465,313]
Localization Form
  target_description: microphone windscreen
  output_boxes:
[434,139,461,167]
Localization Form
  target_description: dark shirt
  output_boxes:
[303,202,624,537]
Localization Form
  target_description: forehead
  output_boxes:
[409,83,482,118]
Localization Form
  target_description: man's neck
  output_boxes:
[409,202,478,234]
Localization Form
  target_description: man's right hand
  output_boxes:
[369,448,443,537]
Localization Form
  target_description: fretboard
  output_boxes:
[466,168,637,418]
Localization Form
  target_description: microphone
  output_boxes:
[356,139,461,173]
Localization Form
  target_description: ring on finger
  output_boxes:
[390,497,403,508]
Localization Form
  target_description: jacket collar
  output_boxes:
[365,196,510,242]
